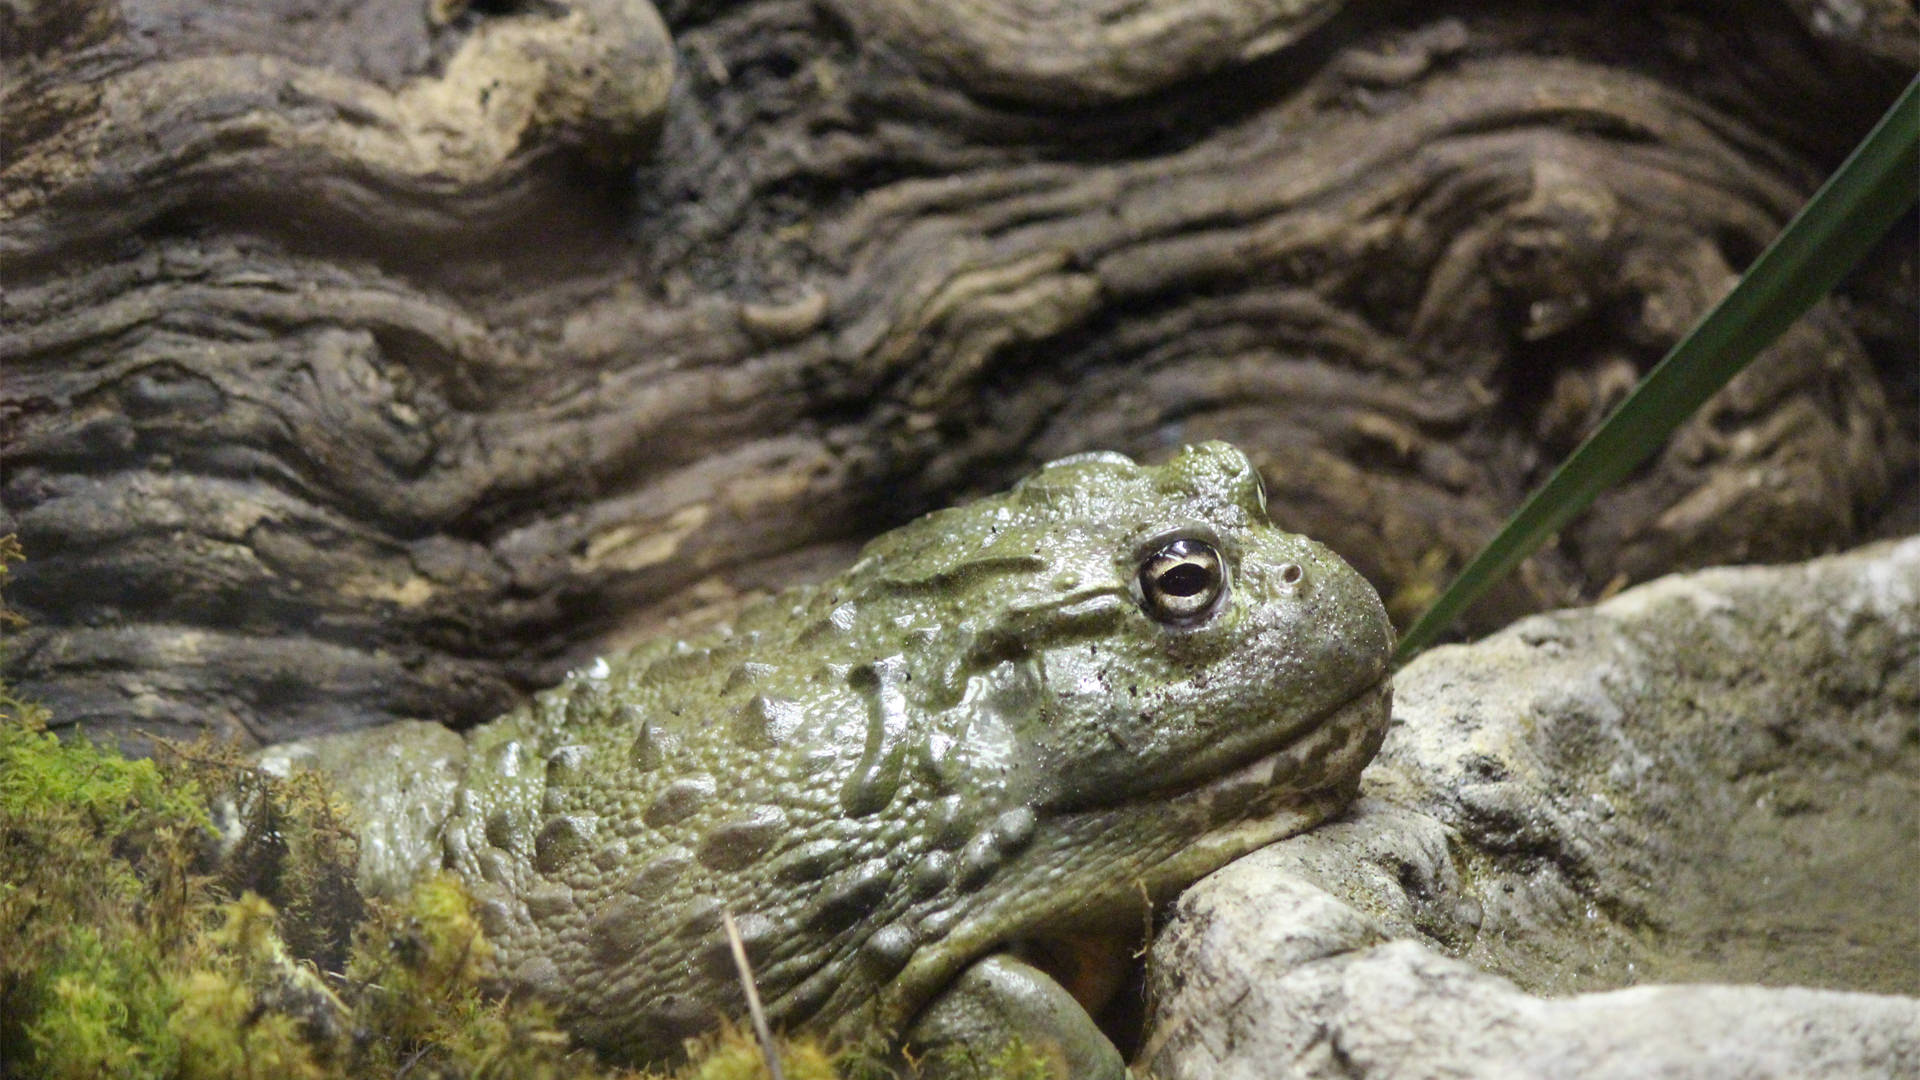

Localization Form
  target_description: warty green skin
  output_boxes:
[281,442,1393,1066]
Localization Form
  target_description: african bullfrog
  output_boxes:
[268,441,1393,1076]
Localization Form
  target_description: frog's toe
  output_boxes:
[907,953,1127,1080]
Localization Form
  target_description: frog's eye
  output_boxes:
[1137,538,1227,625]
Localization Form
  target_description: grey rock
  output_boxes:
[1144,538,1920,1079]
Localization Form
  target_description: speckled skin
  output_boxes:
[331,443,1392,1064]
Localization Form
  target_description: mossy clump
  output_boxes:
[161,739,367,975]
[1,711,212,1078]
[166,892,343,1080]
[914,1038,1064,1080]
[0,706,609,1080]
[335,871,646,1079]
[672,1024,843,1080]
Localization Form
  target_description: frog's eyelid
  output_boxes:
[1125,522,1233,563]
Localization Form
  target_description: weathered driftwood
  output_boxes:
[2,0,1914,746]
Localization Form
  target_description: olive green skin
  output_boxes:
[328,442,1392,1063]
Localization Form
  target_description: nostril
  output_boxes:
[1278,563,1304,586]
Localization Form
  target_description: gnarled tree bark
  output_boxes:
[2,0,1914,747]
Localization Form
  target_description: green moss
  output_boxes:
[346,872,497,1060]
[168,968,328,1080]
[160,740,366,974]
[0,706,210,837]
[1,709,656,1080]
[982,1039,1064,1080]
[167,892,350,1079]
[22,926,179,1080]
[0,713,213,1076]
[914,1037,1069,1080]
[674,1025,840,1080]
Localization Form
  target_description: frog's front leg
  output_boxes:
[907,953,1127,1080]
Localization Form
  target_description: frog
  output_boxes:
[268,441,1393,1077]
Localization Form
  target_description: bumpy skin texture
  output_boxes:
[399,442,1392,1062]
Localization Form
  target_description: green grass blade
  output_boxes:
[1394,76,1920,664]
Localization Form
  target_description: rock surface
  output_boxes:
[1142,537,1920,1078]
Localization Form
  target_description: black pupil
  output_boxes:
[1158,561,1212,597]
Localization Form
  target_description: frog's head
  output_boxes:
[860,441,1392,814]
[1019,442,1389,809]
[841,442,1394,1043]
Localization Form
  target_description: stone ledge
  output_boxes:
[1145,537,1920,1078]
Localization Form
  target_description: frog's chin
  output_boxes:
[1015,679,1390,1014]
[1008,677,1391,937]
[858,679,1391,1048]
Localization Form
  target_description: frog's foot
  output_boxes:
[906,953,1127,1080]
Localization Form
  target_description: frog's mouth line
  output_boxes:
[1009,676,1393,1047]
[1048,657,1393,815]
[1142,674,1393,808]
